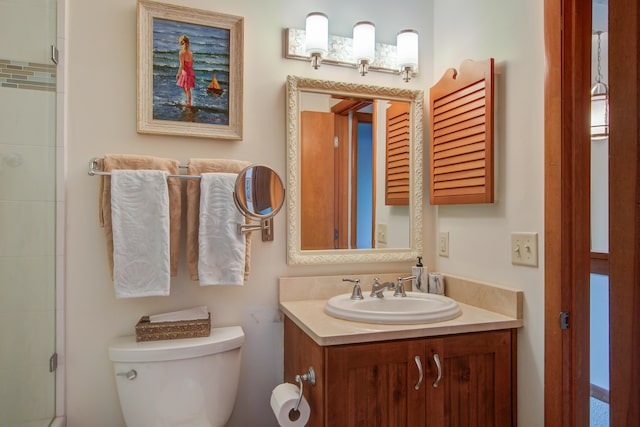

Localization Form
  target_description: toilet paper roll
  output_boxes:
[270,383,311,427]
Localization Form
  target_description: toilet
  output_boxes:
[108,326,244,427]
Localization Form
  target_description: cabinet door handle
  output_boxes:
[414,355,423,390]
[433,353,442,388]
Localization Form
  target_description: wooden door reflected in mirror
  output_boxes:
[300,98,411,251]
[286,76,424,265]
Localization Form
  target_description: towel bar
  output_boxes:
[88,157,199,179]
[89,157,284,242]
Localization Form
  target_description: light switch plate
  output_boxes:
[511,232,538,267]
[377,223,388,245]
[439,231,449,257]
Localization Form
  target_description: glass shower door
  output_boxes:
[0,0,58,426]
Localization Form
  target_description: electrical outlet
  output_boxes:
[511,232,538,267]
[438,231,449,257]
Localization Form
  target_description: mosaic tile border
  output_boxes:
[0,58,56,92]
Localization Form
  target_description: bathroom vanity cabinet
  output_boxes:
[284,317,516,427]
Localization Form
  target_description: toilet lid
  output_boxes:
[108,326,244,362]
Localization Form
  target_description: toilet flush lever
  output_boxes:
[117,369,137,380]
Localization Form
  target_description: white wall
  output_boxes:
[432,0,545,425]
[64,0,433,425]
[65,0,548,424]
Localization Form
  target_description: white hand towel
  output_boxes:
[198,173,246,285]
[149,306,209,323]
[111,170,170,298]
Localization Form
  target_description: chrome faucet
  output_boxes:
[342,278,363,300]
[394,275,416,297]
[370,277,395,298]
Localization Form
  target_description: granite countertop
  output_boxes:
[279,273,524,346]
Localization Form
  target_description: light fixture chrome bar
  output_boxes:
[309,52,322,70]
[400,66,412,82]
[284,28,399,74]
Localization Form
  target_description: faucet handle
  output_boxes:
[343,278,363,300]
[394,275,416,297]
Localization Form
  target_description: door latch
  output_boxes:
[560,311,570,330]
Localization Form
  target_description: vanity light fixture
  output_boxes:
[353,21,376,76]
[591,30,609,140]
[305,12,328,69]
[285,17,415,78]
[397,29,419,82]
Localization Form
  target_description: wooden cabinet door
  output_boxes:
[283,317,326,427]
[425,331,513,427]
[283,319,515,427]
[325,339,426,427]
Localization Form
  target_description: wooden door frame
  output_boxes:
[335,113,350,249]
[545,0,640,425]
[544,0,592,425]
[609,0,640,424]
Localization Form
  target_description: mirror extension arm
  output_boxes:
[237,218,274,241]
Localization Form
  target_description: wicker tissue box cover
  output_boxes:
[135,313,211,342]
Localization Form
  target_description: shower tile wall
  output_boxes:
[0,0,58,425]
[0,59,56,91]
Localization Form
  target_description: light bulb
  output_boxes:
[353,21,375,75]
[397,29,419,81]
[305,12,328,69]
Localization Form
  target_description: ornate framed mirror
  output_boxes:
[285,75,424,264]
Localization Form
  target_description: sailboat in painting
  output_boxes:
[207,73,223,95]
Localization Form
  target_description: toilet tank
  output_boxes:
[109,326,244,427]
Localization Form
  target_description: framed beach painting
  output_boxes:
[137,0,243,139]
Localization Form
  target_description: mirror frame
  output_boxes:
[285,75,424,264]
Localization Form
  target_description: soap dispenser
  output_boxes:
[412,256,427,292]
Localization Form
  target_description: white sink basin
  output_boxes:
[324,291,462,324]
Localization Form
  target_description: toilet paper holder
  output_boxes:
[293,366,316,414]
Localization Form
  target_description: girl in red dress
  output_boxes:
[176,34,195,106]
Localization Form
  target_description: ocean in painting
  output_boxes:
[152,18,230,125]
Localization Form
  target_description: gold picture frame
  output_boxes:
[137,0,243,140]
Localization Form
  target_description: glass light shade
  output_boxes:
[305,12,328,55]
[397,29,419,68]
[353,21,375,62]
[591,82,609,140]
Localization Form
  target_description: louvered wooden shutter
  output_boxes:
[430,58,494,204]
[386,101,410,205]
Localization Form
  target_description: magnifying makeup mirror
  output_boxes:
[233,164,285,241]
